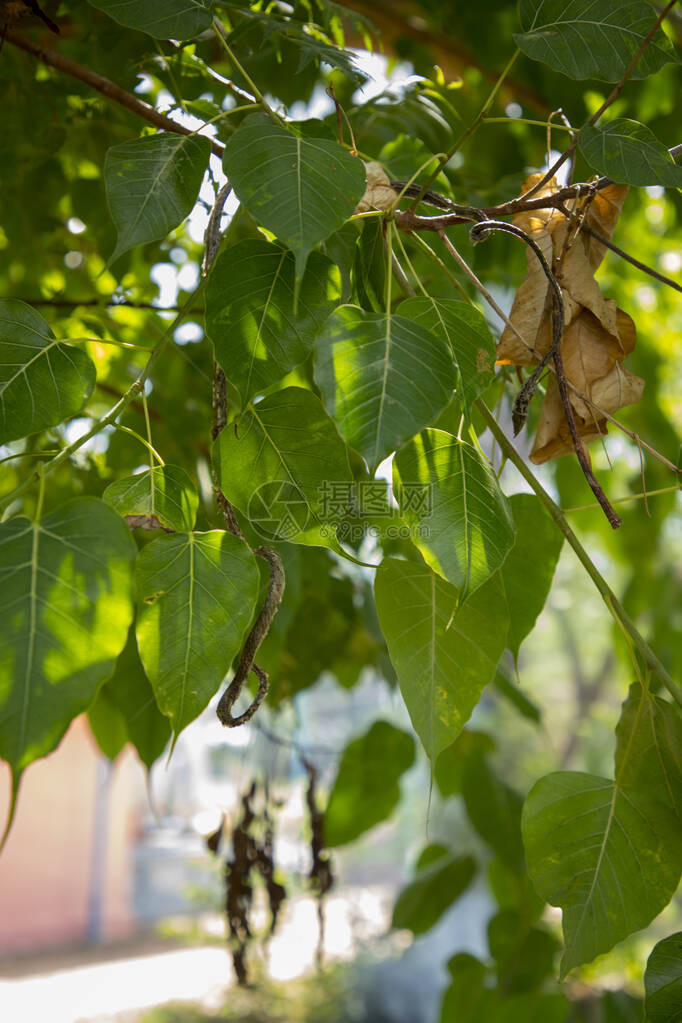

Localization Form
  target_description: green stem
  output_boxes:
[0,281,207,513]
[565,485,681,513]
[212,20,286,128]
[410,48,519,207]
[409,233,472,302]
[110,421,164,466]
[480,117,571,131]
[476,399,682,710]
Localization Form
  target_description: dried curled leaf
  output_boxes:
[497,176,644,462]
[355,161,399,213]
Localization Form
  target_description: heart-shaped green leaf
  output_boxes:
[615,683,682,820]
[398,297,496,417]
[103,465,199,533]
[136,531,260,737]
[394,430,515,599]
[0,499,135,780]
[515,0,677,82]
[223,114,366,279]
[522,771,682,976]
[392,853,476,934]
[206,240,340,407]
[88,0,213,40]
[88,686,129,761]
[579,119,682,188]
[499,494,563,660]
[374,558,509,759]
[315,306,457,472]
[105,132,211,264]
[324,720,415,846]
[462,751,525,874]
[0,299,95,444]
[214,386,355,551]
[97,627,171,769]
[645,931,682,1023]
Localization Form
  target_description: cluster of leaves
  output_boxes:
[1,0,681,1018]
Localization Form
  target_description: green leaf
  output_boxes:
[353,219,387,313]
[493,667,542,723]
[324,720,415,846]
[462,751,525,874]
[392,853,476,934]
[213,386,355,551]
[0,498,135,778]
[522,771,682,976]
[499,494,563,660]
[435,729,496,798]
[222,114,366,279]
[87,0,213,39]
[644,932,682,1023]
[488,909,559,994]
[514,0,677,82]
[88,686,129,761]
[98,627,171,769]
[374,559,509,760]
[440,955,494,1023]
[398,297,496,417]
[579,119,682,189]
[135,531,260,737]
[0,299,96,444]
[495,993,571,1023]
[103,465,199,533]
[205,240,340,408]
[615,683,682,820]
[105,132,211,264]
[315,307,457,472]
[393,430,515,598]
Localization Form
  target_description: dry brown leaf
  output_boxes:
[530,376,607,463]
[497,176,642,461]
[355,161,398,213]
[584,184,629,269]
[497,174,562,365]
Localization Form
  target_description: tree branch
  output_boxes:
[5,29,226,157]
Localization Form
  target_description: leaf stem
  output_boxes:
[476,399,682,709]
[564,485,681,513]
[212,20,286,128]
[409,48,520,207]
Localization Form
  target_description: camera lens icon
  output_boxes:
[247,480,309,541]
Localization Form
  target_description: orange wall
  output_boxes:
[0,717,139,954]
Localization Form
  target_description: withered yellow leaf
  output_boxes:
[497,177,642,461]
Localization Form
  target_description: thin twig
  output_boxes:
[201,188,286,728]
[477,400,682,709]
[436,230,528,347]
[216,547,286,727]
[4,30,226,157]
[409,48,520,208]
[431,230,679,479]
[579,223,682,294]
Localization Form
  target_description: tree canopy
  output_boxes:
[1,1,681,1017]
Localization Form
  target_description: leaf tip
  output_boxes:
[0,771,22,855]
